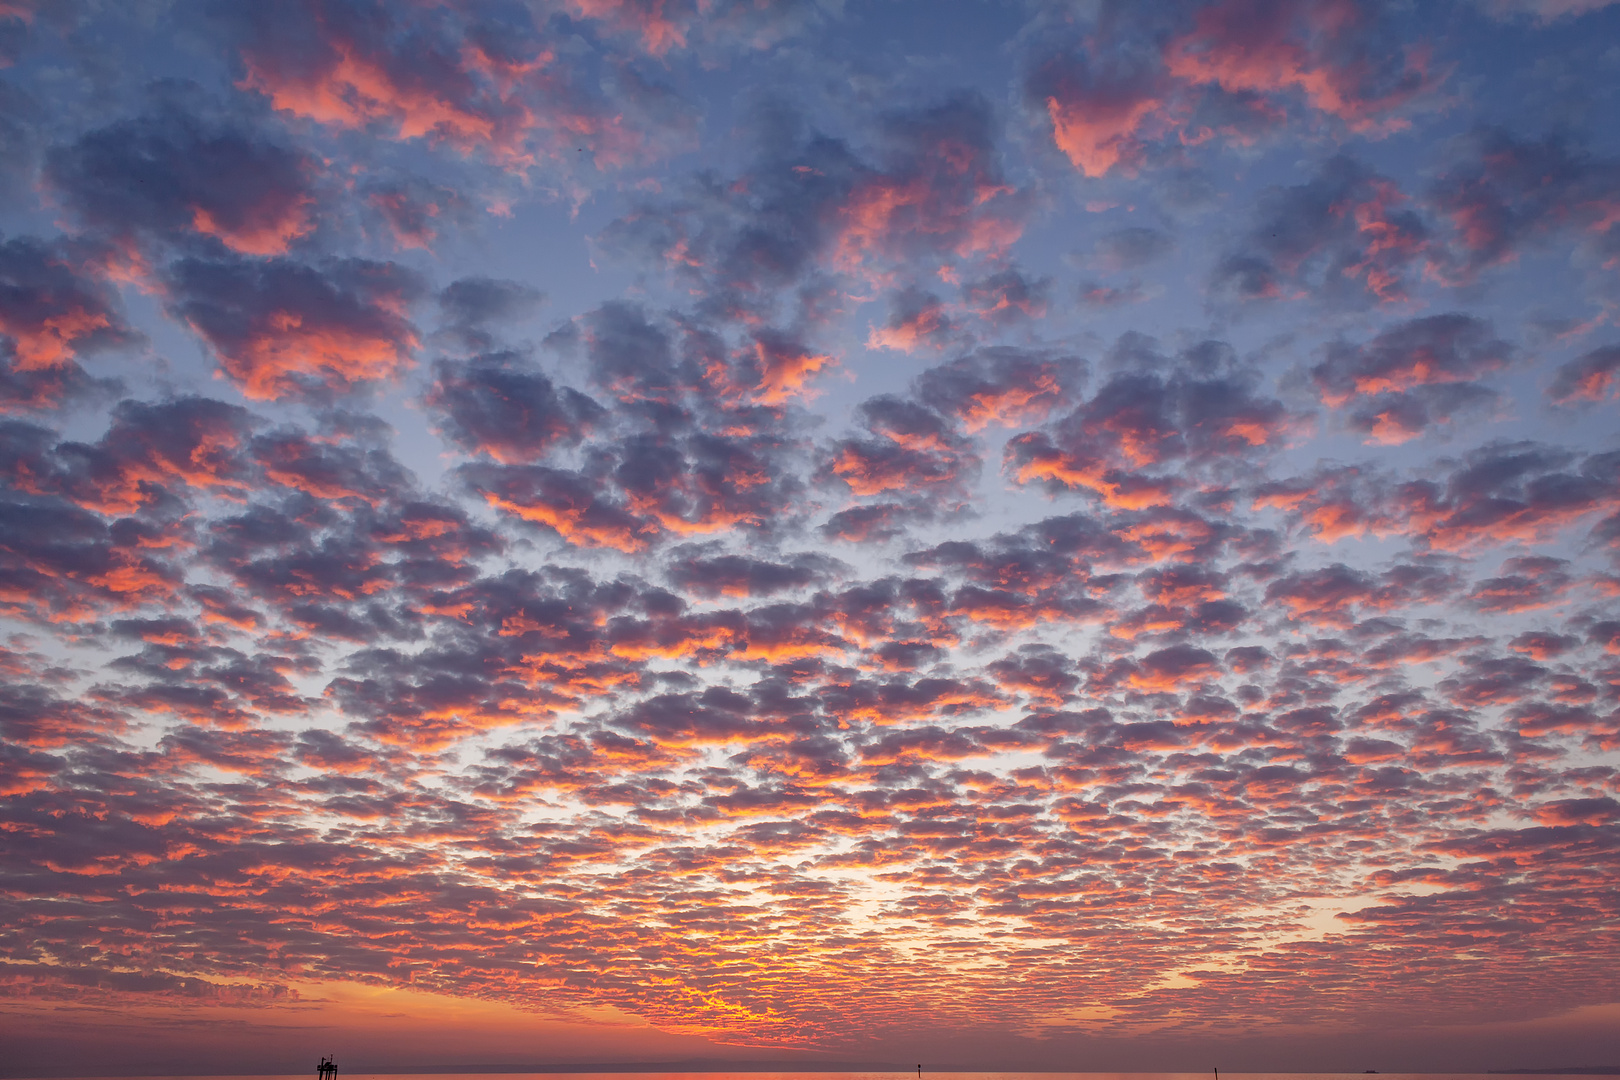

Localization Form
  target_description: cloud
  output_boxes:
[1403,443,1620,552]
[867,287,954,352]
[1548,344,1620,404]
[1163,0,1431,135]
[0,78,43,199]
[1476,0,1620,21]
[438,277,545,334]
[1308,314,1512,443]
[226,0,547,165]
[1507,630,1578,660]
[665,547,842,599]
[612,423,807,539]
[566,0,703,56]
[564,0,839,56]
[1468,556,1574,613]
[1077,278,1154,308]
[579,299,692,403]
[822,394,978,499]
[916,346,1084,432]
[218,0,697,171]
[1213,156,1434,305]
[1128,642,1221,691]
[461,462,648,552]
[1025,45,1167,178]
[0,963,298,1005]
[1533,795,1620,825]
[1263,560,1459,626]
[1028,0,1434,176]
[251,427,412,507]
[1092,226,1175,272]
[576,300,830,415]
[904,511,1129,629]
[830,94,1029,277]
[426,355,603,464]
[46,107,318,256]
[1428,129,1620,279]
[819,501,934,543]
[599,93,1028,322]
[0,234,135,410]
[1008,338,1301,507]
[365,175,472,252]
[164,254,424,401]
[961,267,1051,327]
[0,493,181,624]
[1258,443,1620,552]
[747,328,836,405]
[43,396,258,515]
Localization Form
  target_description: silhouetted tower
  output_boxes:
[317,1057,337,1080]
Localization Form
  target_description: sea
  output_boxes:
[27,1072,1610,1080]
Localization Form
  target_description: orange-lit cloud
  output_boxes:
[165,255,422,400]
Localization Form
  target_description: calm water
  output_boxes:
[38,1072,1608,1080]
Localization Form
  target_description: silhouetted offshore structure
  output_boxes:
[317,1057,336,1080]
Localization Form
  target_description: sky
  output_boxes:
[1,0,1619,1074]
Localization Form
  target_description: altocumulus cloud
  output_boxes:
[1,0,1619,1075]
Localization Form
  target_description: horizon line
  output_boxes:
[7,1066,1620,1079]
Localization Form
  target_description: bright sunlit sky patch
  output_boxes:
[1,0,1619,1075]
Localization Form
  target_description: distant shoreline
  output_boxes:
[349,1069,1620,1077]
[11,1068,1620,1079]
